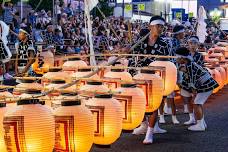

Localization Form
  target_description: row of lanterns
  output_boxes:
[1,50,228,152]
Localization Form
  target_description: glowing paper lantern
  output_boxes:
[0,89,16,108]
[3,99,55,152]
[209,53,225,61]
[51,92,78,109]
[85,94,123,145]
[133,69,163,113]
[0,103,7,152]
[42,70,71,86]
[215,67,226,86]
[114,84,146,130]
[79,81,110,97]
[54,100,94,152]
[62,57,87,73]
[71,68,100,89]
[149,60,177,96]
[207,68,222,93]
[220,62,228,84]
[104,68,133,90]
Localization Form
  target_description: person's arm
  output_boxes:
[21,50,35,74]
[1,0,5,9]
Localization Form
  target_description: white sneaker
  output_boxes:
[143,127,153,145]
[184,113,195,125]
[188,119,206,131]
[154,121,167,134]
[172,115,180,124]
[164,102,172,115]
[159,115,166,124]
[184,104,189,114]
[132,121,148,135]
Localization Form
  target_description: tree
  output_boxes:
[94,0,114,18]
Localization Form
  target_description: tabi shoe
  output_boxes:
[184,104,189,114]
[164,102,172,115]
[184,113,195,125]
[159,115,166,124]
[154,121,167,134]
[188,119,206,131]
[172,115,180,124]
[132,121,148,135]
[143,127,154,145]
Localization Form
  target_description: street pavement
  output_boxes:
[91,87,228,152]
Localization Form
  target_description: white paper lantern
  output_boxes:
[0,103,7,152]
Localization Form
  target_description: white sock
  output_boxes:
[189,113,195,120]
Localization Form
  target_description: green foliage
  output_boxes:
[94,0,114,17]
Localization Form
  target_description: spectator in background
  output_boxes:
[1,2,15,25]
[20,18,28,28]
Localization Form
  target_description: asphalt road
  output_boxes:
[91,87,228,152]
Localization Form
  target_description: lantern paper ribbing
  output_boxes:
[85,94,123,145]
[0,103,7,152]
[3,99,55,152]
[216,67,226,86]
[114,84,146,130]
[104,69,133,90]
[54,100,94,152]
[133,70,163,113]
[149,61,177,96]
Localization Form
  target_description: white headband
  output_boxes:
[150,20,165,26]
[188,37,199,42]
[174,29,185,35]
[176,54,193,61]
[19,29,29,35]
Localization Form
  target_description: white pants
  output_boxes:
[180,89,212,105]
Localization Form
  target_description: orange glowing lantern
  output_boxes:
[133,69,163,113]
[207,68,222,93]
[0,103,7,152]
[0,89,16,108]
[104,68,133,90]
[85,94,123,145]
[71,68,100,89]
[3,99,55,152]
[220,62,228,85]
[209,53,225,61]
[114,84,146,130]
[51,92,78,109]
[62,57,87,73]
[215,67,226,86]
[54,100,94,152]
[149,60,177,96]
[79,81,110,97]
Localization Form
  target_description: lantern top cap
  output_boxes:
[155,58,170,61]
[51,79,66,84]
[87,81,103,85]
[24,89,42,94]
[141,69,156,74]
[39,100,46,105]
[20,79,36,83]
[68,57,81,61]
[49,67,62,72]
[0,102,6,107]
[61,100,81,106]
[61,92,78,96]
[78,68,92,72]
[121,83,137,88]
[17,99,39,105]
[95,94,113,99]
[111,68,125,72]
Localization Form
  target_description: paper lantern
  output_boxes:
[205,57,220,66]
[215,67,226,86]
[0,89,16,108]
[209,53,225,61]
[13,79,43,96]
[220,62,228,85]
[207,68,222,93]
[51,92,78,109]
[149,60,177,96]
[42,71,71,86]
[114,84,146,130]
[0,103,7,152]
[133,69,163,113]
[3,99,55,152]
[54,100,94,152]
[71,68,100,89]
[104,68,133,90]
[79,81,110,97]
[85,94,123,145]
[62,57,87,73]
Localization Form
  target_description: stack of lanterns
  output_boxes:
[85,94,123,146]
[54,99,94,152]
[3,99,55,152]
[104,68,132,90]
[133,69,163,113]
[114,83,146,130]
